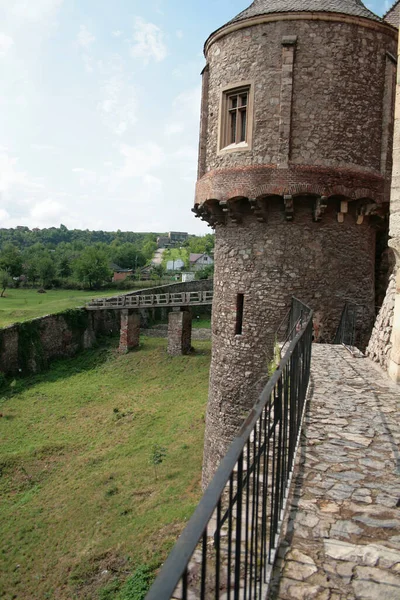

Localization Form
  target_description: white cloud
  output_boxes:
[0,149,30,194]
[0,208,10,222]
[72,167,98,186]
[6,0,63,22]
[30,199,65,223]
[112,30,122,38]
[118,142,165,178]
[176,30,184,39]
[31,143,56,151]
[173,86,201,118]
[76,25,95,73]
[0,148,44,205]
[97,66,137,136]
[76,25,95,49]
[165,122,184,136]
[0,33,13,57]
[130,17,167,64]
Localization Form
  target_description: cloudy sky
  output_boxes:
[0,0,390,234]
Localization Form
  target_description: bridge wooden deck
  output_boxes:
[86,290,214,311]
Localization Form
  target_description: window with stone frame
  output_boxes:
[219,83,253,152]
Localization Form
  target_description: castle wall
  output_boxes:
[0,309,120,377]
[199,13,397,484]
[203,201,376,485]
[367,272,396,369]
[202,19,396,178]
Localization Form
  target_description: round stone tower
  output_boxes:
[196,0,398,486]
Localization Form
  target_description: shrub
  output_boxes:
[118,565,154,600]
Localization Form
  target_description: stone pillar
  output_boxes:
[277,35,297,169]
[119,310,140,354]
[167,310,192,356]
[388,243,400,381]
[388,25,400,383]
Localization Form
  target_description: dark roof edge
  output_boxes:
[383,0,400,20]
[204,10,397,55]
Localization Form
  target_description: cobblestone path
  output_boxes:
[270,345,400,600]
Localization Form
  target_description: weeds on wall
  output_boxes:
[60,308,89,333]
[268,336,282,378]
[17,320,47,375]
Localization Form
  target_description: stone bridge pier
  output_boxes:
[117,307,193,356]
[118,310,140,353]
[167,309,192,356]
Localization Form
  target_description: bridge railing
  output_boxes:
[276,297,313,354]
[146,300,313,600]
[86,290,214,310]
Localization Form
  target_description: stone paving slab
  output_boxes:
[270,345,400,600]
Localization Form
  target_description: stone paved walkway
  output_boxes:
[270,345,400,600]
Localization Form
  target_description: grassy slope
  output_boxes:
[0,337,210,599]
[0,289,120,328]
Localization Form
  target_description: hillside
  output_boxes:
[0,336,211,599]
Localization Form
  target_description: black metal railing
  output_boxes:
[146,301,313,600]
[276,297,313,354]
[334,303,357,349]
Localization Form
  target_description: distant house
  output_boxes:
[140,264,153,279]
[111,263,134,282]
[166,259,185,271]
[169,231,188,245]
[157,232,188,249]
[156,235,169,249]
[189,253,214,271]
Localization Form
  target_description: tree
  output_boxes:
[149,444,167,481]
[110,243,145,270]
[0,244,23,277]
[196,264,214,280]
[23,258,39,286]
[151,264,165,279]
[57,255,72,279]
[142,239,157,261]
[37,257,56,288]
[185,234,215,255]
[0,270,10,297]
[74,246,111,289]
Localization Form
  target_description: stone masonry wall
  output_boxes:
[367,272,396,369]
[203,19,396,175]
[167,311,192,356]
[0,308,120,377]
[199,13,396,484]
[203,202,376,487]
[118,311,140,354]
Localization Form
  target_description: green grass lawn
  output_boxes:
[0,289,120,328]
[0,336,210,599]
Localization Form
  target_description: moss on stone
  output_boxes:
[17,320,46,374]
[60,308,89,333]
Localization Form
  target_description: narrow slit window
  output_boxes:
[235,293,244,335]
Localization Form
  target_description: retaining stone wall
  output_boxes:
[0,309,120,377]
[0,281,213,378]
[367,272,396,369]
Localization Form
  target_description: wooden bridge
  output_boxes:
[86,290,214,311]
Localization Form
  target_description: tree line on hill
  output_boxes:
[0,225,214,292]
